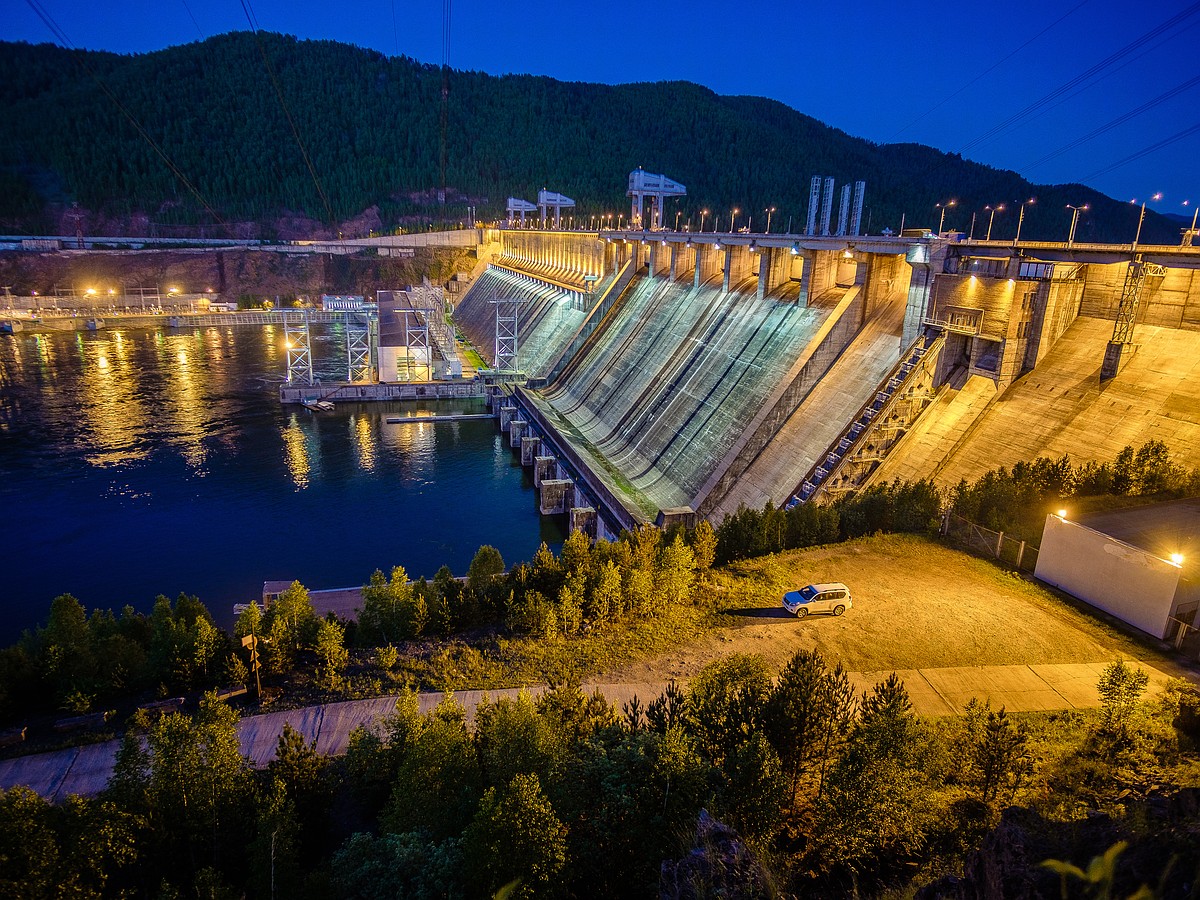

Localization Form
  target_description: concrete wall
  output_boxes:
[1035,514,1182,639]
[1079,261,1200,328]
[499,231,606,286]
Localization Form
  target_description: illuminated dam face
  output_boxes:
[454,229,1200,532]
[456,229,913,528]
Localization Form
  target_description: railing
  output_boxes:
[924,306,984,335]
[789,329,944,506]
[941,511,1039,572]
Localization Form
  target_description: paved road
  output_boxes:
[0,660,1178,802]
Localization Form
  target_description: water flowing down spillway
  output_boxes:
[543,274,828,511]
[452,266,591,376]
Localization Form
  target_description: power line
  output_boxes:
[439,0,451,209]
[391,0,400,57]
[981,16,1200,156]
[953,1,1200,158]
[180,0,204,41]
[1081,121,1200,182]
[887,0,1092,143]
[1023,72,1200,172]
[23,0,232,236]
[238,0,336,228]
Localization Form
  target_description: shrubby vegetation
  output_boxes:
[1,657,1197,897]
[949,439,1200,542]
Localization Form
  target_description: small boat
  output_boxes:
[0,320,22,334]
[302,400,336,412]
[86,317,105,330]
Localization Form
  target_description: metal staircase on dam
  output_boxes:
[789,329,945,506]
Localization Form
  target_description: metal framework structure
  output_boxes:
[537,189,575,229]
[819,177,835,236]
[793,331,945,505]
[346,313,374,381]
[506,197,537,226]
[285,311,313,384]
[836,184,851,236]
[806,177,822,235]
[491,297,522,373]
[396,310,431,381]
[1110,256,1166,345]
[627,168,686,230]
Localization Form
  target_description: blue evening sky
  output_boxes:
[6,0,1198,219]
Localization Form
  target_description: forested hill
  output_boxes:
[0,32,1180,243]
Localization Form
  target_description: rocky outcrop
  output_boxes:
[660,810,772,900]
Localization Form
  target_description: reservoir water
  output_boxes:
[0,323,564,643]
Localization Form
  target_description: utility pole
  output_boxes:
[64,203,85,250]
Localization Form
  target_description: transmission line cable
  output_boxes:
[440,0,452,209]
[23,0,232,236]
[953,0,1200,158]
[887,0,1092,143]
[1023,72,1200,171]
[180,0,204,40]
[1081,121,1200,181]
[239,0,336,228]
[987,16,1200,154]
[391,0,401,56]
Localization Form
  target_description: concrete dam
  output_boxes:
[451,227,1200,536]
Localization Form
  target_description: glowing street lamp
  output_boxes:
[1014,198,1035,244]
[764,206,776,233]
[699,209,709,233]
[936,199,956,234]
[729,207,739,233]
[984,204,1005,241]
[1066,203,1089,246]
[675,210,682,231]
[1132,192,1163,246]
[1170,552,1184,567]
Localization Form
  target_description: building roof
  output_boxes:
[1079,497,1200,566]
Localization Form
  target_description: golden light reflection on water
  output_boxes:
[381,418,437,456]
[352,414,376,472]
[283,413,313,488]
[160,334,210,472]
[79,334,149,467]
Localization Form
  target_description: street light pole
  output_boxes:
[700,209,708,233]
[1014,198,1035,244]
[968,211,978,241]
[729,207,739,233]
[1132,192,1162,247]
[1066,203,1088,246]
[936,199,956,235]
[765,206,775,233]
[985,204,1004,241]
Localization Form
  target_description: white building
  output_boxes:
[1035,498,1199,644]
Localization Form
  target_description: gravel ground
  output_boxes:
[604,534,1190,684]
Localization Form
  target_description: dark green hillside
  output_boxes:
[0,33,1181,242]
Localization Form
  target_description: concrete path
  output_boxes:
[0,661,1177,802]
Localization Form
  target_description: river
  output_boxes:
[0,323,563,643]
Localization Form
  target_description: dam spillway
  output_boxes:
[451,228,1200,531]
[538,274,822,512]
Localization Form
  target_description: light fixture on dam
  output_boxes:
[790,242,800,255]
[749,241,758,253]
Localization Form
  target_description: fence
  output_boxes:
[942,512,1039,572]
